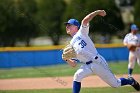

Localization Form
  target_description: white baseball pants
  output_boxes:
[129,49,140,69]
[73,55,121,88]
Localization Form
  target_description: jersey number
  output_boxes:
[78,40,87,48]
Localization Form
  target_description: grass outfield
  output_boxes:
[0,87,137,93]
[0,62,140,79]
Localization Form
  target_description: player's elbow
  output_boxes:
[82,19,89,26]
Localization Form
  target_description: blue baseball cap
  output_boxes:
[131,24,139,30]
[64,19,80,29]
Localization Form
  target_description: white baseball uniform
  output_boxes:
[70,24,121,87]
[123,33,140,68]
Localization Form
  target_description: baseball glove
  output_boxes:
[127,44,137,51]
[62,44,76,61]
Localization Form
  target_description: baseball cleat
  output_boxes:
[128,77,140,91]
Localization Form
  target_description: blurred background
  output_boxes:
[0,0,140,67]
[0,0,139,47]
[0,1,140,92]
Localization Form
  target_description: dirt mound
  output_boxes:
[0,74,139,90]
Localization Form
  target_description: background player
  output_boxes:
[62,10,140,93]
[123,24,140,77]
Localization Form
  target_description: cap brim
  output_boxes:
[132,28,139,30]
[64,22,69,25]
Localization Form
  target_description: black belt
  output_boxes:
[86,56,98,65]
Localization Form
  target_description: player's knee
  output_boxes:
[109,82,120,88]
[110,84,119,88]
[73,73,83,82]
[108,79,121,88]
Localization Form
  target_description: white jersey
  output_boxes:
[70,25,98,62]
[71,25,122,88]
[123,33,140,69]
[123,33,140,47]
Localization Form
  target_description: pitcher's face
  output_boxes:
[66,24,78,36]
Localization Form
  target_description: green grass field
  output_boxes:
[0,62,140,93]
[0,62,139,79]
[0,87,137,93]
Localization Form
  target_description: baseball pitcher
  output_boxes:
[62,10,140,93]
[123,24,140,77]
